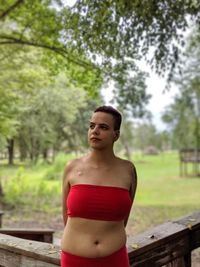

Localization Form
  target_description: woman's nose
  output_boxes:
[92,125,100,134]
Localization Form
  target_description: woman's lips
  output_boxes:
[90,137,101,141]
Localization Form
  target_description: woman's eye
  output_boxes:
[100,125,108,130]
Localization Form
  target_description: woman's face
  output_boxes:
[88,112,119,150]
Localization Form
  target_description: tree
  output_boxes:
[162,30,200,150]
[1,0,200,82]
[115,114,136,160]
[0,46,55,164]
[0,44,101,164]
[132,122,162,151]
[2,0,200,162]
[113,71,151,117]
[109,70,151,159]
[16,75,89,163]
[64,99,101,153]
[162,96,196,149]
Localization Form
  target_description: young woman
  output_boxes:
[61,105,137,267]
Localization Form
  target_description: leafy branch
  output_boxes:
[0,34,99,71]
[0,0,24,20]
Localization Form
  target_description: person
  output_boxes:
[61,105,137,267]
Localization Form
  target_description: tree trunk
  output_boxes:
[19,135,27,161]
[7,139,14,165]
[120,135,131,161]
[43,149,48,160]
[0,179,4,197]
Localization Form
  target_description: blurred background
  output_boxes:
[0,1,199,259]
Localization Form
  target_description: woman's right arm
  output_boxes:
[62,162,73,226]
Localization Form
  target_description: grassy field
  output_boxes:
[129,151,200,234]
[0,151,199,234]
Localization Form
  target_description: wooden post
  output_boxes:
[0,211,4,228]
[180,160,183,177]
[184,253,191,267]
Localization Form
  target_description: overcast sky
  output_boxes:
[140,62,178,131]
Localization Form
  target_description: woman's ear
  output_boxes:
[114,130,120,141]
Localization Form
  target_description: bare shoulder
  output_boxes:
[117,157,137,174]
[62,157,83,181]
[116,157,137,186]
[63,158,77,174]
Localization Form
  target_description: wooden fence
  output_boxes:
[0,212,199,267]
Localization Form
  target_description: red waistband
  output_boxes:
[61,246,129,267]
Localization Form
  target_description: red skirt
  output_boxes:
[61,246,130,267]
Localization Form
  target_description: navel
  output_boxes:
[94,240,99,245]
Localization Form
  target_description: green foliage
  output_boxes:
[44,152,75,180]
[116,118,170,158]
[0,44,101,162]
[114,71,151,117]
[4,166,32,206]
[67,0,200,77]
[3,165,61,211]
[16,71,89,162]
[0,46,52,149]
[132,122,164,151]
[162,30,200,149]
[1,0,200,82]
[2,0,200,164]
[162,96,196,149]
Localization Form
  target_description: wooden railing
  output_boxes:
[0,211,199,267]
[127,211,200,266]
[0,228,54,243]
[0,210,54,243]
[0,233,60,267]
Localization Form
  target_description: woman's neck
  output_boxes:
[87,148,116,165]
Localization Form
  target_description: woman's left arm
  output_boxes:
[124,162,137,227]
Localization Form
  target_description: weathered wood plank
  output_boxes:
[0,234,60,266]
[174,212,200,228]
[128,234,190,266]
[0,249,58,267]
[127,221,187,256]
[174,211,200,250]
[127,212,200,267]
[0,228,54,243]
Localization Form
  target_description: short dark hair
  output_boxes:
[94,106,122,130]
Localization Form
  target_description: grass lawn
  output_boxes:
[128,151,200,234]
[0,151,199,234]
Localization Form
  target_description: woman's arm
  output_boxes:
[124,162,137,227]
[62,161,74,226]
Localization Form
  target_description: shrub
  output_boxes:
[4,166,61,211]
[44,152,73,180]
[4,167,31,206]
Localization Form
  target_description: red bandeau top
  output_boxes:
[66,184,132,221]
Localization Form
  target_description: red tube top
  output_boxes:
[66,184,132,221]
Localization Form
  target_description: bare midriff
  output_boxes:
[61,217,126,258]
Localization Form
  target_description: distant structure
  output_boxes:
[144,146,159,155]
[179,149,200,177]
